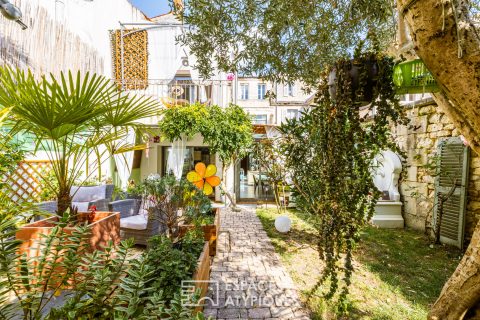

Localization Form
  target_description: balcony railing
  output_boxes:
[115,79,232,108]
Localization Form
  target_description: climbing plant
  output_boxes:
[278,47,407,304]
[158,104,253,207]
[158,103,210,141]
[202,105,253,207]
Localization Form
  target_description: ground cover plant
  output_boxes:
[0,212,207,320]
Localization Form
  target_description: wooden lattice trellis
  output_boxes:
[111,29,148,90]
[2,160,52,203]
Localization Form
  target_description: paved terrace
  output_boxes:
[204,206,309,319]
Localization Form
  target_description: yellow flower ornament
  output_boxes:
[187,162,221,195]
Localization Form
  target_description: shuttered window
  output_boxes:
[433,137,470,249]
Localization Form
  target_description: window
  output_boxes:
[162,146,214,177]
[283,83,294,97]
[286,109,299,120]
[240,84,249,100]
[257,84,266,99]
[253,114,267,124]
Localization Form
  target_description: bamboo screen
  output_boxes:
[0,2,104,77]
[111,29,148,90]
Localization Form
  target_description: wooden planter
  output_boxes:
[16,211,121,258]
[178,208,220,256]
[192,241,211,313]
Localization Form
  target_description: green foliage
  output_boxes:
[158,103,254,166]
[176,0,395,86]
[141,175,212,238]
[158,103,253,206]
[0,213,206,320]
[252,140,288,213]
[278,50,407,303]
[0,67,160,214]
[37,168,59,202]
[202,104,253,168]
[158,102,210,141]
[0,133,25,189]
[144,231,205,302]
[0,130,37,222]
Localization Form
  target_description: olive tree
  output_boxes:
[175,0,480,317]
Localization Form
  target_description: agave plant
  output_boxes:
[0,67,160,214]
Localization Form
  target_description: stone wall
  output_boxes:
[392,99,480,243]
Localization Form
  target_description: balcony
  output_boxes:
[115,79,232,108]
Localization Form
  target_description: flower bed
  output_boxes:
[179,208,220,255]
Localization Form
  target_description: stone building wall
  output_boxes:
[391,98,480,243]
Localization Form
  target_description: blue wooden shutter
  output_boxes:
[433,137,470,249]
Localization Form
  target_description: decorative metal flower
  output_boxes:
[187,162,221,195]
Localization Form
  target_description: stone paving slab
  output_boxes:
[204,206,310,319]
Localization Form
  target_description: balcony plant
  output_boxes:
[0,67,160,215]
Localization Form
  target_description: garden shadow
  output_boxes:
[356,226,461,308]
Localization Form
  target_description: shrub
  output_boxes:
[142,175,212,238]
[0,213,207,320]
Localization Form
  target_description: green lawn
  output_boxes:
[257,207,462,320]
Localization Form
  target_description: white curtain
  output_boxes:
[148,27,182,80]
[166,135,186,180]
[114,130,135,190]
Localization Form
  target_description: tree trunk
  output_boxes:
[428,221,480,320]
[57,187,72,216]
[221,163,236,208]
[397,0,480,317]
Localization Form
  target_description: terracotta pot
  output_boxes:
[16,211,121,258]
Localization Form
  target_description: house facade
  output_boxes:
[234,76,312,125]
[2,0,314,203]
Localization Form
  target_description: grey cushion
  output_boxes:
[71,202,90,212]
[71,185,107,202]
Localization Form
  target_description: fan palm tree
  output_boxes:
[0,67,160,214]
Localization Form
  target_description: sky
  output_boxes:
[128,0,171,18]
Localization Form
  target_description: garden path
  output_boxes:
[203,206,309,319]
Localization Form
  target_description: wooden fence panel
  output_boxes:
[2,160,51,202]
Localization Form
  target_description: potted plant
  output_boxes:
[328,53,379,106]
[182,162,221,255]
[0,67,159,215]
[16,207,121,258]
